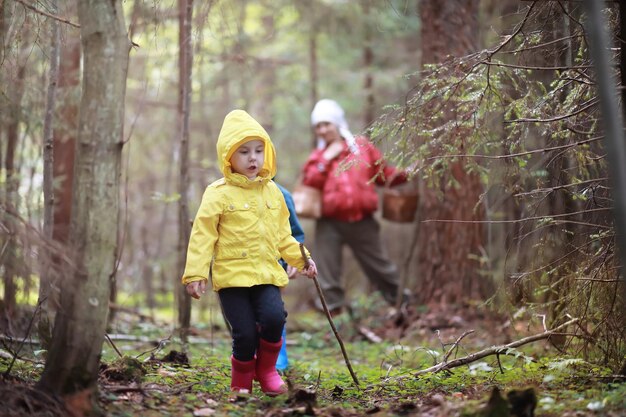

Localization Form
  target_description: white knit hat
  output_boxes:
[310,99,358,153]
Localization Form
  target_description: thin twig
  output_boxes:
[480,60,591,72]
[574,278,620,282]
[514,177,608,197]
[12,0,80,28]
[442,330,475,364]
[422,207,610,225]
[496,354,504,374]
[299,244,360,388]
[486,1,535,56]
[135,335,172,360]
[424,135,603,162]
[506,98,598,123]
[315,370,322,391]
[3,301,42,377]
[105,334,124,359]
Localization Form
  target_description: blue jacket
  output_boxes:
[276,183,305,270]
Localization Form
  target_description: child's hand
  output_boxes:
[302,259,317,279]
[186,280,207,299]
[287,265,298,279]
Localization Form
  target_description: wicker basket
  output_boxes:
[382,188,418,223]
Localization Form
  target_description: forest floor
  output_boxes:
[0,295,625,417]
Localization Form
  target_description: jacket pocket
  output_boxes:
[215,245,251,260]
[221,201,256,233]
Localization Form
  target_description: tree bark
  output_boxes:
[362,0,375,127]
[415,0,488,305]
[1,26,28,323]
[38,0,129,397]
[301,1,320,149]
[38,0,60,347]
[176,0,193,340]
[616,0,626,120]
[37,1,81,344]
[250,2,276,129]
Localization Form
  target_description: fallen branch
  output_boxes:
[101,382,197,395]
[109,303,154,322]
[358,326,382,344]
[0,335,38,346]
[414,318,579,377]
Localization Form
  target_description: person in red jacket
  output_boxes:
[300,99,409,315]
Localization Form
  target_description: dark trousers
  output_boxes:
[314,216,400,311]
[218,284,286,361]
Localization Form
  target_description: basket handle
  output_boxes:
[385,167,418,189]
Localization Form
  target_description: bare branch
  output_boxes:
[480,59,591,72]
[422,207,611,225]
[11,0,80,28]
[514,177,608,197]
[413,318,579,376]
[424,135,603,162]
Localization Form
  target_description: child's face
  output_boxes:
[230,139,265,180]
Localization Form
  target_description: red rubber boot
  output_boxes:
[231,356,255,393]
[255,338,287,396]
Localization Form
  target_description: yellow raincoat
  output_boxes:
[181,110,310,290]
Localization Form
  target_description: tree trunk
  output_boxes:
[1,38,27,324]
[362,0,375,127]
[616,0,626,120]
[250,2,276,129]
[37,5,81,344]
[415,0,488,305]
[176,0,193,340]
[38,0,61,348]
[305,1,319,149]
[38,0,129,398]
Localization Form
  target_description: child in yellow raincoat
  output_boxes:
[182,109,318,396]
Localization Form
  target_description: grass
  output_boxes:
[1,292,625,416]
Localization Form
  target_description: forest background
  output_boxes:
[0,0,625,415]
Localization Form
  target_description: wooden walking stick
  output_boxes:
[299,243,360,388]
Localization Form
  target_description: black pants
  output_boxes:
[218,284,286,361]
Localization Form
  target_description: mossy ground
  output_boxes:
[1,294,624,416]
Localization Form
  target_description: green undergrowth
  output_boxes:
[95,321,625,416]
[1,301,624,416]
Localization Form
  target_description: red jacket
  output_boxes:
[301,136,407,222]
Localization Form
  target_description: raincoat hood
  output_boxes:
[217,109,277,180]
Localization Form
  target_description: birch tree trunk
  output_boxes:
[38,0,129,397]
